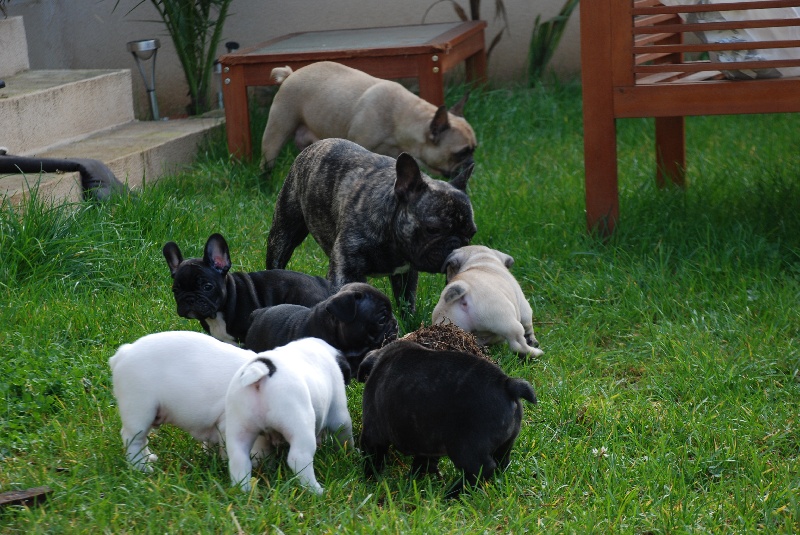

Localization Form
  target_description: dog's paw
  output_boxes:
[132,454,157,473]
[526,346,544,358]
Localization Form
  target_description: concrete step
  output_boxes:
[0,68,136,156]
[1,114,225,204]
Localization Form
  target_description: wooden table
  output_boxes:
[219,21,487,160]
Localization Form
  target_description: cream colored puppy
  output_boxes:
[260,61,476,178]
[432,245,544,357]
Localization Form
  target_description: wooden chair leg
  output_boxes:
[584,116,620,236]
[655,116,686,188]
[580,0,619,236]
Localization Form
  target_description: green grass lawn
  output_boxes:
[2,82,799,533]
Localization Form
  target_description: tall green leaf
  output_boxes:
[527,0,579,85]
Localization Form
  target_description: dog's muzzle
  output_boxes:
[175,294,217,319]
[440,155,475,179]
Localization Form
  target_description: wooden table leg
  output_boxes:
[222,64,253,160]
[465,49,488,87]
[417,56,445,106]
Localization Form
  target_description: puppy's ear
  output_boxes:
[429,105,451,144]
[441,249,463,278]
[203,233,232,275]
[162,242,183,277]
[357,351,379,383]
[449,92,470,118]
[448,163,474,192]
[394,153,428,203]
[326,292,360,323]
[442,282,468,304]
[496,250,515,269]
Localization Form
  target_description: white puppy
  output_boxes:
[109,331,269,472]
[225,337,354,494]
[432,245,544,357]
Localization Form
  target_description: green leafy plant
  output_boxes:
[527,0,579,84]
[114,0,233,115]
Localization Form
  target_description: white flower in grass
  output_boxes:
[592,446,609,459]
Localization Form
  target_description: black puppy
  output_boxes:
[358,340,537,499]
[163,233,333,344]
[246,282,398,382]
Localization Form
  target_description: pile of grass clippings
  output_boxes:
[400,323,492,361]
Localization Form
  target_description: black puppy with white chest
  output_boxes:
[163,233,333,345]
[246,282,398,381]
[265,138,477,313]
[358,340,537,499]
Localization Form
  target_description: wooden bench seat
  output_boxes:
[580,0,800,235]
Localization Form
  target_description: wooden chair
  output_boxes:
[580,0,800,235]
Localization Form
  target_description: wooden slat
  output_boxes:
[614,76,800,117]
[637,70,723,84]
[635,13,677,26]
[635,19,800,35]
[634,0,664,7]
[635,40,800,55]
[635,58,800,73]
[637,71,685,83]
[635,32,680,46]
[636,52,677,64]
[671,70,724,82]
[633,1,800,16]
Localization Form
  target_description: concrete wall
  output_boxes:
[4,0,581,118]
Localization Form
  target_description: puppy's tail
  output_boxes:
[507,378,537,405]
[108,343,133,371]
[238,357,277,387]
[270,66,293,85]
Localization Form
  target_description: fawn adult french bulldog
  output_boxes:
[163,233,333,344]
[259,61,477,178]
[245,282,399,381]
[226,337,354,494]
[358,340,538,499]
[109,331,269,473]
[432,245,544,357]
[265,138,477,313]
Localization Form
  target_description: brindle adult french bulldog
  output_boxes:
[265,138,477,313]
[259,61,476,178]
[163,233,333,344]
